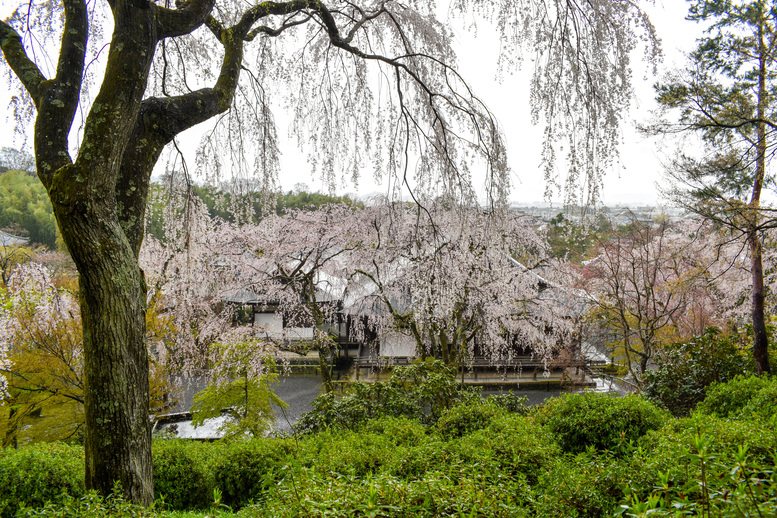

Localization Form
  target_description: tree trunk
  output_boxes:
[749,18,771,376]
[317,347,334,393]
[749,232,771,375]
[52,170,152,504]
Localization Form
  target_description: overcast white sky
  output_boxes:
[0,1,702,206]
[444,0,704,206]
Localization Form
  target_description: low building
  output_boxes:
[0,230,30,247]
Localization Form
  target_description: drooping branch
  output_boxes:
[118,0,336,252]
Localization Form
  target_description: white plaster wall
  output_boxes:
[380,331,417,357]
[254,312,284,338]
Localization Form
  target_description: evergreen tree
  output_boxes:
[649,0,777,375]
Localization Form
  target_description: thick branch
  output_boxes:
[0,21,46,104]
[234,0,311,39]
[155,0,216,39]
[35,0,88,182]
[117,28,244,254]
[68,1,158,193]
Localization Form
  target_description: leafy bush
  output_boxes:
[695,374,777,422]
[434,399,507,439]
[361,416,428,445]
[486,391,529,413]
[535,451,634,518]
[152,439,216,510]
[19,490,154,517]
[460,414,560,484]
[0,442,85,518]
[234,471,534,518]
[631,412,777,507]
[622,428,777,516]
[211,438,294,509]
[294,360,478,433]
[299,428,400,478]
[534,392,669,454]
[643,328,753,416]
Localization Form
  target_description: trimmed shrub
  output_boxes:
[434,400,507,439]
[382,438,453,480]
[461,413,560,484]
[361,416,428,445]
[234,471,534,518]
[534,392,669,454]
[629,412,777,507]
[0,442,85,518]
[304,429,396,477]
[534,451,634,518]
[643,328,753,416]
[152,439,217,510]
[695,374,777,422]
[212,438,293,509]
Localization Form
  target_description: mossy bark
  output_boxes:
[54,200,152,502]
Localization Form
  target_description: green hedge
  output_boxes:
[152,439,219,510]
[533,391,669,453]
[212,438,297,509]
[695,374,777,423]
[0,442,85,518]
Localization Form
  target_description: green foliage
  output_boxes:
[643,328,754,416]
[304,428,397,478]
[294,360,477,433]
[191,346,287,439]
[485,391,530,413]
[234,470,534,518]
[361,416,428,446]
[434,399,507,439]
[275,189,362,215]
[210,438,295,509]
[534,392,669,454]
[547,212,592,263]
[145,183,362,241]
[621,429,777,517]
[695,373,777,423]
[535,450,634,518]
[625,412,776,515]
[152,440,216,510]
[0,170,58,249]
[6,377,777,517]
[19,490,155,517]
[0,442,85,518]
[460,414,560,485]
